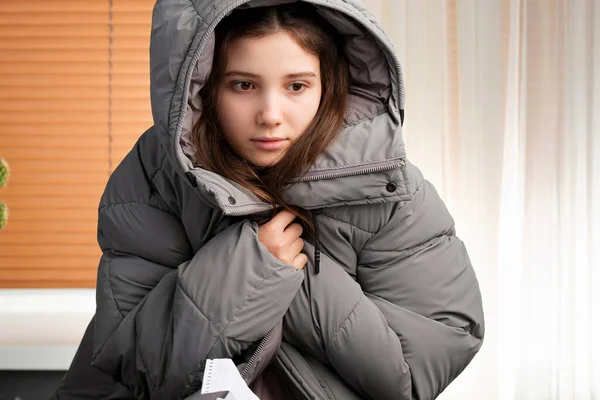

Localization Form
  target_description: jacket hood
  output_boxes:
[149,0,407,215]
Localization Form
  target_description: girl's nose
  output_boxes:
[256,93,283,127]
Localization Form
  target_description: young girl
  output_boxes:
[52,1,484,399]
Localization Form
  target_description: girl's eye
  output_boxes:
[288,83,306,92]
[233,81,254,91]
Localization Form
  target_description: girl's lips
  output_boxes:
[251,138,288,151]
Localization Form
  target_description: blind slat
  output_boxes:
[0,245,100,257]
[112,49,149,62]
[5,173,110,184]
[8,208,97,221]
[111,100,151,111]
[0,113,110,123]
[0,25,108,37]
[113,2,156,12]
[108,62,149,74]
[112,89,151,99]
[1,281,97,288]
[0,270,98,282]
[3,197,100,209]
[1,185,106,197]
[0,62,109,75]
[2,135,108,147]
[112,39,149,50]
[0,2,108,13]
[0,87,113,100]
[111,75,149,86]
[0,50,107,62]
[0,124,108,135]
[0,150,107,160]
[0,100,109,112]
[0,76,108,87]
[0,221,98,234]
[0,13,107,25]
[0,257,99,269]
[6,160,107,172]
[3,233,98,245]
[0,38,108,49]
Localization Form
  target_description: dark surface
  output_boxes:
[0,371,65,400]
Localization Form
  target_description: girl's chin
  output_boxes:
[246,153,286,168]
[250,159,280,168]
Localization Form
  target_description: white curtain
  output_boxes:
[363,0,600,399]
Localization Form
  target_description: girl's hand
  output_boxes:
[258,210,307,270]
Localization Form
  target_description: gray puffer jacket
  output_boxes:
[54,1,484,399]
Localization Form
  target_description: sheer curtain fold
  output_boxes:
[364,0,599,399]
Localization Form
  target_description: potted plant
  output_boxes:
[0,158,9,230]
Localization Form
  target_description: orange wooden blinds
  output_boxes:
[0,0,154,288]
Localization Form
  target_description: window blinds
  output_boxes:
[0,0,153,288]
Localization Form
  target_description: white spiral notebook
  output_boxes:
[201,359,259,400]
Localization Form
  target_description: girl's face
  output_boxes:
[216,31,322,167]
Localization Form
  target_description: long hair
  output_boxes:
[191,3,348,222]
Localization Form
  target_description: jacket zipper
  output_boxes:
[294,159,404,182]
[225,159,405,216]
[240,326,277,383]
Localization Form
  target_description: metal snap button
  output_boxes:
[386,182,397,193]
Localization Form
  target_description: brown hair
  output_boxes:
[191,3,348,222]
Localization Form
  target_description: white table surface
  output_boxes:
[0,289,95,370]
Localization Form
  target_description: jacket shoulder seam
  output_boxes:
[99,200,178,218]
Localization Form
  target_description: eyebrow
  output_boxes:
[224,71,317,79]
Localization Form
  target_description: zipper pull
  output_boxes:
[311,209,323,274]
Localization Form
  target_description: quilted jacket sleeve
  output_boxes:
[355,176,484,399]
[91,138,304,400]
[285,168,484,400]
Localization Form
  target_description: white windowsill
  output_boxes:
[0,289,95,370]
